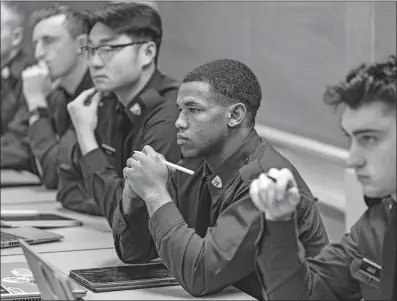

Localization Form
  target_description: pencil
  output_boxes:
[267,175,294,190]
[133,151,195,175]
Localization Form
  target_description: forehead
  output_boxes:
[341,101,396,133]
[32,14,68,39]
[88,22,130,44]
[177,82,214,106]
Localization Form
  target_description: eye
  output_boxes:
[189,108,199,113]
[358,135,378,146]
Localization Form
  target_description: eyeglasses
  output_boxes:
[81,41,148,63]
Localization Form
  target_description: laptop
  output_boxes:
[0,170,41,188]
[18,239,87,300]
[1,227,63,248]
[1,244,87,301]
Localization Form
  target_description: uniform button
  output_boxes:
[244,157,249,164]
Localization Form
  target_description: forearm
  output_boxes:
[28,118,61,189]
[57,168,102,216]
[256,218,340,300]
[1,137,32,171]
[79,148,122,223]
[112,199,158,263]
[148,201,258,297]
[75,127,98,156]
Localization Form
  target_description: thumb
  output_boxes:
[89,91,102,107]
[74,88,97,105]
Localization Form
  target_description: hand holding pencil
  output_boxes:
[122,145,179,216]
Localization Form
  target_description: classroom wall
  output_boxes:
[18,1,397,148]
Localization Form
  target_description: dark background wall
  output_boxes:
[18,1,397,148]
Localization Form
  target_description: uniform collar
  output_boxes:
[205,129,262,192]
[119,70,165,123]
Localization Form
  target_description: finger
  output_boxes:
[141,145,156,157]
[257,174,270,208]
[258,173,275,208]
[38,60,49,73]
[267,168,280,180]
[132,151,146,162]
[287,186,300,207]
[91,91,102,107]
[74,88,97,105]
[126,157,139,168]
[276,168,296,201]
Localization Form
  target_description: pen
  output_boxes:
[266,175,294,190]
[133,151,194,175]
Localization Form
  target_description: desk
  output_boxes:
[1,249,254,300]
[1,186,254,300]
[1,185,56,205]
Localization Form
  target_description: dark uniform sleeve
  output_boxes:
[79,100,180,224]
[111,175,179,264]
[56,129,102,216]
[27,117,62,189]
[1,104,32,171]
[255,210,362,300]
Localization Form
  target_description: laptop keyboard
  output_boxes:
[1,231,25,242]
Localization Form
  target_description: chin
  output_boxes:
[94,83,113,93]
[362,186,387,199]
[181,148,200,159]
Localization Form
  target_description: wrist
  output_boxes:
[267,210,296,221]
[75,128,98,156]
[146,193,172,218]
[26,96,47,112]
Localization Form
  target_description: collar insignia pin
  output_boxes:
[211,176,222,188]
[130,103,141,116]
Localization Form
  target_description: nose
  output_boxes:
[34,41,44,61]
[346,142,366,169]
[89,50,104,69]
[175,110,188,131]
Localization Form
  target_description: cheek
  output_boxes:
[194,114,226,144]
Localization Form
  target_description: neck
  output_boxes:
[1,48,19,68]
[204,127,252,173]
[114,64,155,105]
[59,57,87,95]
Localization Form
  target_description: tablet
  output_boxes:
[69,262,179,292]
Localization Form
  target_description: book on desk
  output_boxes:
[69,262,179,292]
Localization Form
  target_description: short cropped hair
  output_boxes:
[1,1,25,28]
[85,2,162,64]
[324,55,396,112]
[183,59,262,126]
[30,4,88,38]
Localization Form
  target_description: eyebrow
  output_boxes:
[341,126,382,136]
[88,37,117,45]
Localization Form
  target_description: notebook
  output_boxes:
[1,227,63,249]
[19,239,87,300]
[1,261,86,301]
[69,262,179,292]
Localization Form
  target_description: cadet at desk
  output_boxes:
[251,55,397,301]
[1,1,34,172]
[118,59,329,300]
[65,2,180,221]
[22,4,92,190]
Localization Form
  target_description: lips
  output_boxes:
[176,134,189,145]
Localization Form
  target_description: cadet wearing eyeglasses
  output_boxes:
[62,2,181,220]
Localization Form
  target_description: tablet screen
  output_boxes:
[71,263,172,284]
